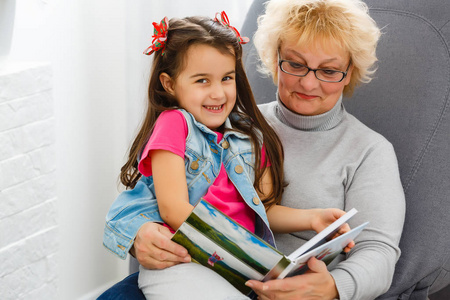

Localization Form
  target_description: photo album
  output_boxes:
[171,198,368,296]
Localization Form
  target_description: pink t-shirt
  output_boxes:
[138,110,260,233]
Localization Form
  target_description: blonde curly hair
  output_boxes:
[254,0,381,96]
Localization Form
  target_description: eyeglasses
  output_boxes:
[278,58,352,83]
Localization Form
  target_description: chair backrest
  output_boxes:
[241,0,450,299]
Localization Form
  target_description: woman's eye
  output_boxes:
[288,61,306,69]
[322,69,339,75]
[319,69,341,79]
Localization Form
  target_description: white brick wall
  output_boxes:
[0,63,57,299]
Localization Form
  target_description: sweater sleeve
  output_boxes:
[331,140,405,300]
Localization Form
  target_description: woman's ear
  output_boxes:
[160,73,175,95]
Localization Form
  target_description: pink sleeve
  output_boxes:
[138,110,188,177]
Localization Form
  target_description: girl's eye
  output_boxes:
[196,79,208,84]
[222,76,234,81]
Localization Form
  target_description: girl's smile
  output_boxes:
[204,104,224,111]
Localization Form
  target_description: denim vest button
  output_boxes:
[234,165,243,174]
[252,197,260,205]
[191,160,199,170]
[222,140,229,149]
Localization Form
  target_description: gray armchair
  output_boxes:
[241,0,450,299]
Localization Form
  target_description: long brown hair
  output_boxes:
[120,15,284,208]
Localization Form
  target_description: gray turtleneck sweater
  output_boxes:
[259,97,405,300]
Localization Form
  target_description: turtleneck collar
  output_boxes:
[275,93,344,131]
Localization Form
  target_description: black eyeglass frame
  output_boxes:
[278,57,352,83]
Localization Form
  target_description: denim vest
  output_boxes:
[103,109,275,259]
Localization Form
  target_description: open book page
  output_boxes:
[277,222,369,279]
[287,208,358,261]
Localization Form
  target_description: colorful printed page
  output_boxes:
[172,199,287,295]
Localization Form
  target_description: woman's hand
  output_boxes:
[311,208,355,253]
[131,222,191,269]
[246,257,339,300]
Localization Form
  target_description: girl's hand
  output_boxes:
[311,208,355,253]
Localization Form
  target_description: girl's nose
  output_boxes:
[210,83,225,99]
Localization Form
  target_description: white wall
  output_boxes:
[51,1,130,298]
[0,62,57,299]
[6,0,252,299]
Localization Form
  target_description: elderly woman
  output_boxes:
[244,0,405,299]
[105,0,405,299]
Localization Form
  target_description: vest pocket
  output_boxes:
[185,151,206,175]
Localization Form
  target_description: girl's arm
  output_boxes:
[260,168,349,234]
[151,149,194,230]
[267,205,349,234]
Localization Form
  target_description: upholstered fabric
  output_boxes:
[240,0,450,299]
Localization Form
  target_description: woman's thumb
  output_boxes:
[307,257,327,273]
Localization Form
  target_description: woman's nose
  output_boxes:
[299,71,320,91]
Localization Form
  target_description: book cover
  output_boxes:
[171,199,367,296]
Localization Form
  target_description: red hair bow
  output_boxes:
[144,17,169,55]
[214,11,249,45]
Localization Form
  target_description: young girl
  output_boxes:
[104,12,352,300]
